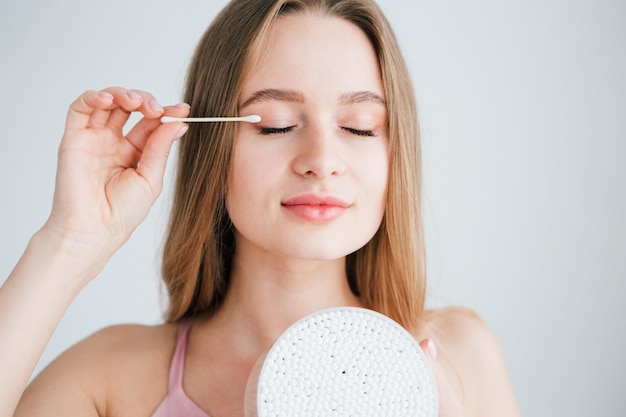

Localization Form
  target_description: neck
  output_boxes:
[206,247,361,358]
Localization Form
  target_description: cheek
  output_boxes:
[227,143,257,220]
[357,146,389,210]
[227,141,284,219]
[346,147,388,252]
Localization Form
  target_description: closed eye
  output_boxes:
[342,127,376,137]
[258,126,295,135]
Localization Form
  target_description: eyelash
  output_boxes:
[342,127,376,137]
[258,126,294,135]
[257,126,376,137]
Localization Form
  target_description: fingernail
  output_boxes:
[426,339,438,360]
[127,90,142,100]
[149,99,164,113]
[174,102,190,109]
[174,124,189,140]
[98,91,113,100]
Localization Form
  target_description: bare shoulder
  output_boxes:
[16,322,177,417]
[81,321,177,361]
[419,307,521,417]
[422,306,494,353]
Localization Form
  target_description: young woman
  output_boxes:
[1,0,520,416]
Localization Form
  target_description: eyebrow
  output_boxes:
[240,88,386,108]
[241,89,305,108]
[339,91,386,106]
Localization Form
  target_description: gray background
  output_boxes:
[1,1,624,415]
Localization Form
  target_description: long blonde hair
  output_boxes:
[162,0,426,330]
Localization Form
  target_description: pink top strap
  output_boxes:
[168,318,193,390]
[150,319,211,417]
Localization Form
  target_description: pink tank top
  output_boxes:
[150,320,211,417]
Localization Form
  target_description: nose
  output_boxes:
[291,125,346,179]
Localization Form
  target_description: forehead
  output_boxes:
[240,13,384,103]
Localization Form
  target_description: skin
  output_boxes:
[3,14,520,417]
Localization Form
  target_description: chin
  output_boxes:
[277,239,367,262]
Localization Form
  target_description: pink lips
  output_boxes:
[281,194,351,222]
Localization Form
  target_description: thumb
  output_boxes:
[419,338,465,417]
[136,122,188,194]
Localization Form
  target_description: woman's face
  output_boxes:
[227,13,388,262]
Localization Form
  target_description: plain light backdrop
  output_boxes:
[1,1,624,416]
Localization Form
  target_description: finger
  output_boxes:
[66,87,154,131]
[135,122,189,195]
[105,90,145,131]
[419,339,465,417]
[103,87,164,120]
[65,90,114,130]
[83,87,142,129]
[126,103,190,152]
[92,87,163,131]
[105,89,169,132]
[244,350,269,417]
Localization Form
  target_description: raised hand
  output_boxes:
[0,87,190,417]
[43,87,189,274]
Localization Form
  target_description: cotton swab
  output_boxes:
[160,115,261,123]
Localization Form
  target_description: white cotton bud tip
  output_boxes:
[242,114,262,123]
